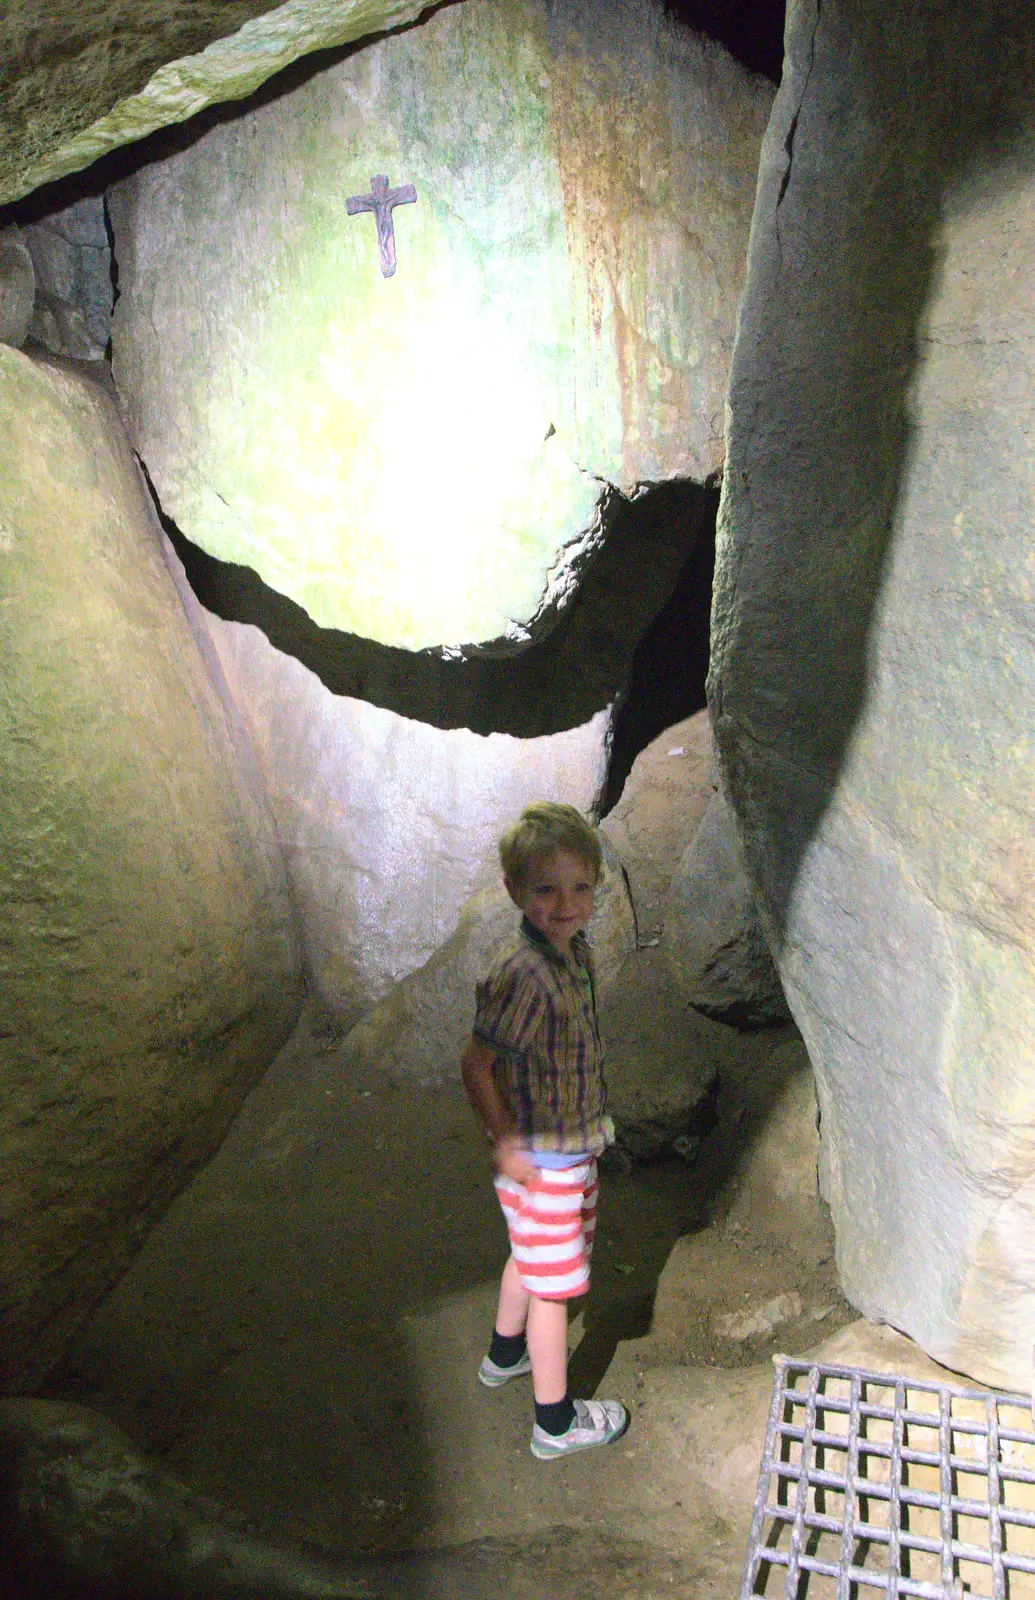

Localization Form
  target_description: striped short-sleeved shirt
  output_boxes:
[473,916,614,1157]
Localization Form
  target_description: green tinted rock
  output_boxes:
[111,0,769,648]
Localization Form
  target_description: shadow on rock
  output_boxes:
[570,1012,815,1397]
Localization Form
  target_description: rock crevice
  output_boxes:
[158,475,716,739]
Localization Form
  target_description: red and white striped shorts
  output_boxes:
[494,1159,598,1301]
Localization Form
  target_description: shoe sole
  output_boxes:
[530,1410,630,1459]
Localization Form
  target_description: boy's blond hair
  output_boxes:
[499,802,602,889]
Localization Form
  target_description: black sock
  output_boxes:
[488,1329,527,1368]
[535,1394,576,1436]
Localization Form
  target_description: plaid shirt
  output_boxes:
[473,916,613,1156]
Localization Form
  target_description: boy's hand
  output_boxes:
[493,1133,535,1186]
[460,1035,534,1184]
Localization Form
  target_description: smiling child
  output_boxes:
[460,802,629,1460]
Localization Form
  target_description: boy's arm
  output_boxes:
[460,1035,535,1185]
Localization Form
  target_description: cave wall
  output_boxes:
[0,349,303,1391]
[711,0,1035,1387]
[92,0,765,1017]
[202,606,612,1016]
[9,0,1035,1406]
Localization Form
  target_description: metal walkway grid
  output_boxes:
[740,1355,1035,1600]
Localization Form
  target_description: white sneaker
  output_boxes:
[530,1397,629,1459]
[478,1350,533,1387]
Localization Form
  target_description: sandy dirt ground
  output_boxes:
[42,993,869,1597]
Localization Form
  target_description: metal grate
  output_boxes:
[740,1356,1035,1600]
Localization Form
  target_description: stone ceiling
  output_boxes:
[0,0,438,210]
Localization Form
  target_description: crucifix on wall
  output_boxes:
[345,173,417,278]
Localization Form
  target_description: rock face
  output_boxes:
[664,789,789,1029]
[0,227,33,347]
[599,713,754,1158]
[0,348,303,1393]
[600,710,786,1031]
[600,709,714,939]
[203,607,611,1019]
[710,0,1035,1388]
[337,836,635,1087]
[24,196,112,360]
[0,1,437,208]
[599,948,717,1163]
[109,0,770,651]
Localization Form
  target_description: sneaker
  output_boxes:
[530,1397,629,1460]
[478,1350,533,1387]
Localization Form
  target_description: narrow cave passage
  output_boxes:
[663,0,786,81]
[0,3,822,1593]
[601,481,718,814]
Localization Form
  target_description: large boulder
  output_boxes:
[203,606,612,1019]
[600,712,774,1157]
[598,947,718,1164]
[108,0,771,651]
[600,708,714,940]
[0,348,303,1393]
[710,0,1035,1387]
[664,788,789,1029]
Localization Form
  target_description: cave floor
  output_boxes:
[43,997,942,1598]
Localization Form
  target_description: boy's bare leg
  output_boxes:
[526,1294,568,1403]
[494,1254,530,1338]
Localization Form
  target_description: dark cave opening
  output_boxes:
[600,482,717,814]
[663,0,786,83]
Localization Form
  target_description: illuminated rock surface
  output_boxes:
[203,606,612,1016]
[0,349,302,1392]
[711,0,1035,1387]
[109,0,770,649]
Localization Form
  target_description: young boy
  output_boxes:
[460,801,629,1460]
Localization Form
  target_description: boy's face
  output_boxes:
[506,846,597,956]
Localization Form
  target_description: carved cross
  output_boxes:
[345,173,418,278]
